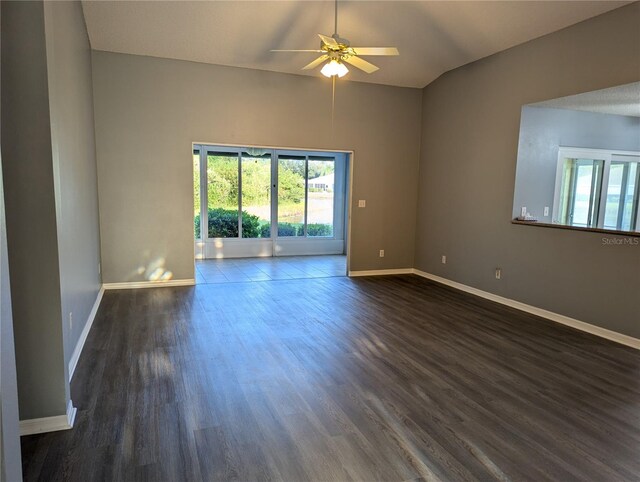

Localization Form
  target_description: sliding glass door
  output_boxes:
[207,151,240,237]
[194,145,347,259]
[603,156,640,232]
[307,156,335,237]
[557,158,604,228]
[553,149,640,232]
[241,152,272,238]
[277,155,306,237]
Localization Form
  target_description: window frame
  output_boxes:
[195,145,346,242]
[552,147,640,232]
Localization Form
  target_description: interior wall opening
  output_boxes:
[193,144,351,282]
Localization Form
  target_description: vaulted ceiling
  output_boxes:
[82,1,630,88]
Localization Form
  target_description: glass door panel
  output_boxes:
[241,152,272,238]
[558,158,604,228]
[278,155,306,237]
[604,159,640,231]
[604,162,625,230]
[193,148,201,239]
[625,162,639,231]
[307,157,335,237]
[195,145,347,260]
[572,161,596,227]
[207,152,239,238]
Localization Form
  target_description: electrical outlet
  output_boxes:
[521,207,527,217]
[379,249,385,258]
[495,268,502,280]
[69,312,73,331]
[544,206,549,216]
[358,200,366,208]
[441,255,447,264]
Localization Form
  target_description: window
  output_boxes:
[553,148,640,232]
[207,151,240,238]
[193,145,348,259]
[193,148,201,238]
[241,152,272,238]
[557,158,604,228]
[307,157,335,237]
[278,155,306,237]
[277,154,336,238]
[603,156,640,232]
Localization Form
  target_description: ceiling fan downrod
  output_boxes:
[329,0,349,48]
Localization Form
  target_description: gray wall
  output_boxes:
[0,3,23,479]
[415,3,640,338]
[91,52,422,282]
[43,0,102,372]
[1,0,68,420]
[0,0,101,421]
[513,106,640,221]
[0,137,22,482]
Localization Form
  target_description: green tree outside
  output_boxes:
[194,154,332,238]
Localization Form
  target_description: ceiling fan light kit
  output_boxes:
[271,0,399,79]
[321,59,349,78]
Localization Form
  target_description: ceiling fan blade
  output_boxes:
[318,33,338,46]
[351,47,399,56]
[271,49,324,53]
[343,55,379,74]
[302,55,329,70]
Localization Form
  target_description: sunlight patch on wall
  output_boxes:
[127,254,174,281]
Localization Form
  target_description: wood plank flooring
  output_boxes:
[195,255,347,284]
[20,275,640,481]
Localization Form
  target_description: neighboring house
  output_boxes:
[308,173,334,192]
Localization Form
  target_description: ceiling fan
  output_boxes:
[270,0,399,78]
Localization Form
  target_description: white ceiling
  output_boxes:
[532,82,640,117]
[81,1,630,88]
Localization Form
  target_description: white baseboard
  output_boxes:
[69,286,105,380]
[20,399,77,436]
[349,268,414,277]
[413,269,640,350]
[103,279,195,290]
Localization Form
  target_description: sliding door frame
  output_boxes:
[553,147,640,230]
[192,142,354,274]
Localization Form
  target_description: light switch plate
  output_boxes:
[358,200,366,208]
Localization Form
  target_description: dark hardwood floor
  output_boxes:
[21,275,640,481]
